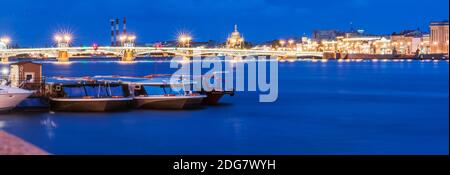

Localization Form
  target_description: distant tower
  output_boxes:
[110,19,115,46]
[115,18,120,46]
[123,17,127,35]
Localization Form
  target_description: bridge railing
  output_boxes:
[2,46,325,59]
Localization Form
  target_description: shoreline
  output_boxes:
[321,53,449,60]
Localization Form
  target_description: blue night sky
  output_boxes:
[0,0,448,46]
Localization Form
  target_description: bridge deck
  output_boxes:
[1,46,324,59]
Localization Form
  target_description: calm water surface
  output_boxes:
[0,59,448,155]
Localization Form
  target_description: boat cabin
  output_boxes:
[47,79,131,99]
[133,82,187,97]
[9,62,43,89]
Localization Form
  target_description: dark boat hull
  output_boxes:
[134,96,205,109]
[201,91,234,105]
[50,98,132,112]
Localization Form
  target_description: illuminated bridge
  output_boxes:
[0,46,325,62]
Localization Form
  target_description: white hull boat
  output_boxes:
[0,86,34,112]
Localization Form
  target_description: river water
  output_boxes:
[0,58,448,155]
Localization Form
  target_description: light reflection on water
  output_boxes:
[0,59,448,155]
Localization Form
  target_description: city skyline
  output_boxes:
[0,0,449,46]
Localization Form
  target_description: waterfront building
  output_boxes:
[390,30,424,55]
[226,25,245,49]
[296,37,318,52]
[429,21,449,54]
[312,30,339,42]
[311,28,396,55]
[319,31,386,54]
[320,40,338,52]
[224,20,445,56]
[373,37,392,54]
[258,21,447,56]
[421,34,431,54]
[336,36,381,54]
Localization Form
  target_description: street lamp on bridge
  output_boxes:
[119,34,137,47]
[0,36,11,49]
[64,35,72,43]
[178,34,192,47]
[54,34,72,48]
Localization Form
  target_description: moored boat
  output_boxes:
[0,86,34,112]
[198,90,235,105]
[131,79,206,109]
[46,78,133,112]
[142,74,235,105]
[93,75,233,108]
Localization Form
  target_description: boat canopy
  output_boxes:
[61,84,127,98]
[46,77,122,86]
[92,75,197,86]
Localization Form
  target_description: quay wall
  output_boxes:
[0,131,49,155]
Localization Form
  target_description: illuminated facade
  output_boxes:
[253,21,447,56]
[296,37,318,52]
[316,35,391,54]
[420,34,431,54]
[337,36,381,54]
[429,21,449,54]
[305,28,436,55]
[390,30,424,55]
